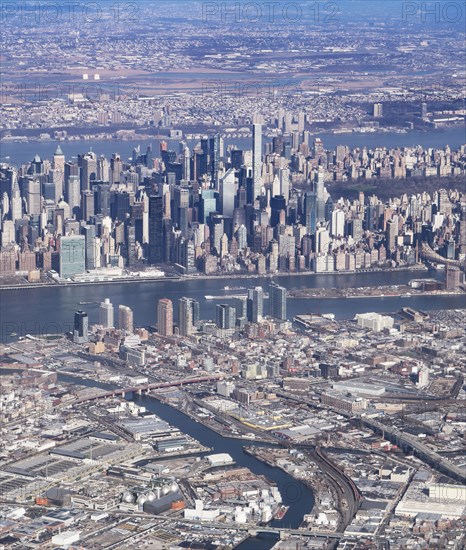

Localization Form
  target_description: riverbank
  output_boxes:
[0,264,430,292]
[2,269,460,344]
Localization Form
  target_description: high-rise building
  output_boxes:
[65,175,81,217]
[445,266,463,291]
[297,111,305,133]
[315,168,326,223]
[25,178,41,215]
[459,204,466,257]
[73,310,89,344]
[10,171,22,222]
[148,194,163,264]
[304,191,317,235]
[270,195,286,227]
[83,225,98,270]
[252,122,262,201]
[99,298,114,328]
[373,103,383,118]
[437,189,451,216]
[331,209,345,237]
[219,168,236,218]
[313,138,324,159]
[279,168,290,202]
[178,296,195,336]
[386,216,399,250]
[247,286,263,323]
[53,144,65,197]
[191,298,200,328]
[284,112,293,133]
[233,297,247,320]
[182,145,191,181]
[421,101,428,120]
[118,305,134,333]
[269,282,287,320]
[216,304,236,330]
[157,298,173,336]
[81,190,94,221]
[79,151,97,191]
[110,153,123,185]
[200,189,217,223]
[210,134,221,183]
[59,235,85,278]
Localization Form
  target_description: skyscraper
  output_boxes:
[73,311,89,344]
[270,195,286,227]
[210,134,221,183]
[315,168,326,223]
[118,305,134,333]
[53,144,65,198]
[216,304,236,330]
[252,122,262,201]
[233,297,247,320]
[269,282,287,320]
[79,151,97,191]
[59,235,85,278]
[65,175,81,217]
[459,204,466,257]
[304,191,317,235]
[182,144,191,181]
[247,286,263,323]
[421,101,428,120]
[279,167,290,202]
[178,296,195,336]
[373,103,383,118]
[386,216,398,250]
[157,298,173,336]
[10,171,22,222]
[148,194,163,264]
[191,299,200,328]
[200,189,217,223]
[219,168,236,218]
[25,178,41,215]
[313,138,324,159]
[99,298,114,328]
[331,209,345,238]
[445,266,463,291]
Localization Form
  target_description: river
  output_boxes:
[1,125,465,166]
[2,269,464,342]
[56,374,313,549]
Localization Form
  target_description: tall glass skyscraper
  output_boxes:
[216,304,236,330]
[269,282,287,321]
[178,296,198,336]
[73,310,89,344]
[247,286,263,323]
[148,194,163,264]
[252,123,262,201]
[59,235,85,278]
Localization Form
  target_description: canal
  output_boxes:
[58,374,315,549]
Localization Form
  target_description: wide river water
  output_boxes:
[1,125,465,166]
[1,269,464,342]
[3,267,465,547]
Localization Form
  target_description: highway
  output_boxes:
[361,417,466,484]
[67,374,225,405]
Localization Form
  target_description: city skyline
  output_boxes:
[0,1,465,549]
